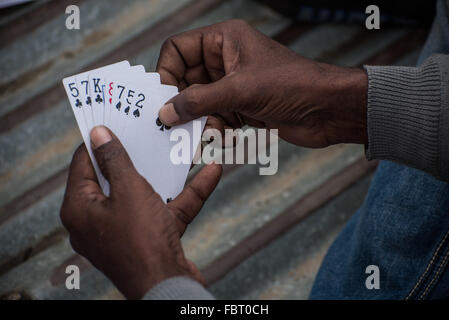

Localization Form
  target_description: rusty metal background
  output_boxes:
[0,0,428,299]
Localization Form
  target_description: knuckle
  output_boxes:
[188,184,207,203]
[160,35,179,54]
[160,37,173,52]
[96,141,128,170]
[171,206,191,226]
[100,142,125,162]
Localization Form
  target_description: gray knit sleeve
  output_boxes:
[142,276,215,300]
[364,54,449,180]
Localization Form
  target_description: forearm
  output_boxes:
[363,54,449,180]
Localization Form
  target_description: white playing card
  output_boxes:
[75,76,93,130]
[63,61,130,194]
[62,76,106,191]
[75,61,130,133]
[108,72,160,141]
[119,77,166,140]
[122,82,180,202]
[90,65,147,129]
[118,80,206,202]
[168,118,206,197]
[63,62,205,202]
[104,66,158,128]
[149,85,207,197]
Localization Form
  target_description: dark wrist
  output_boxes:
[117,254,192,299]
[322,64,368,145]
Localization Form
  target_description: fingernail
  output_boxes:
[159,103,179,126]
[90,126,112,149]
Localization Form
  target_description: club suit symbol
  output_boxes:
[124,106,130,115]
[75,99,82,108]
[86,96,91,105]
[156,117,171,131]
[115,101,121,110]
[133,109,140,118]
[95,94,103,104]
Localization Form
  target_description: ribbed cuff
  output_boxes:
[142,276,215,300]
[364,54,449,180]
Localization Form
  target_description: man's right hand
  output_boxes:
[157,19,368,148]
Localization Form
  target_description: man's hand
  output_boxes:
[60,126,222,299]
[157,19,368,148]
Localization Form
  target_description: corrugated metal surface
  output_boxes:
[0,0,428,299]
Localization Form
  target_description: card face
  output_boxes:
[76,76,93,130]
[88,73,106,127]
[62,76,106,191]
[109,73,160,141]
[168,117,206,197]
[104,65,148,128]
[119,82,206,202]
[63,61,204,202]
[122,82,180,202]
[75,61,130,132]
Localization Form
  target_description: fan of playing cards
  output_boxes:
[63,61,205,202]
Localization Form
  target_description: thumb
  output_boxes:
[90,126,140,192]
[158,77,236,126]
[168,163,222,235]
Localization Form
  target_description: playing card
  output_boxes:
[121,81,181,201]
[119,80,206,201]
[104,67,156,128]
[63,61,130,193]
[168,117,206,197]
[108,72,160,141]
[62,76,107,191]
[91,65,148,128]
[75,61,130,133]
[63,61,204,202]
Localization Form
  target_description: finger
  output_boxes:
[90,126,151,197]
[190,116,225,170]
[66,144,102,195]
[156,36,187,86]
[156,27,225,86]
[61,144,104,232]
[158,76,237,126]
[168,163,222,233]
[215,111,244,128]
[240,114,266,128]
[157,30,205,86]
[203,115,225,142]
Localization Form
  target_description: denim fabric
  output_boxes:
[310,0,449,299]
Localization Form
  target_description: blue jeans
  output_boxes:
[310,0,449,299]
